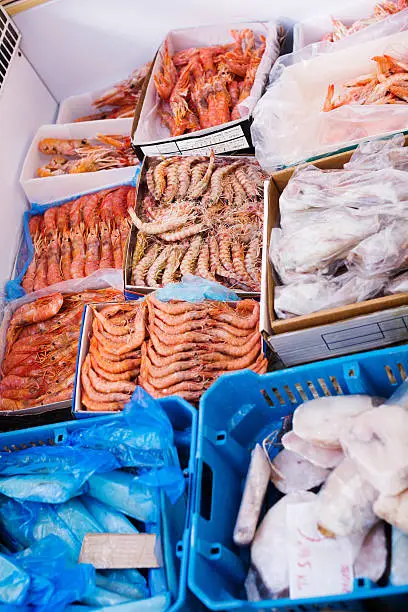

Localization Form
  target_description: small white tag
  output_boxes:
[287,501,354,599]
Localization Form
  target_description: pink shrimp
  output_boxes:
[43,207,57,240]
[99,222,114,269]
[33,245,48,292]
[56,202,71,233]
[85,226,100,276]
[46,230,63,285]
[202,341,261,370]
[87,362,136,394]
[82,391,122,412]
[81,358,132,403]
[214,299,260,329]
[89,342,141,373]
[90,355,138,381]
[22,254,37,294]
[60,230,72,280]
[82,192,100,229]
[70,225,86,278]
[69,195,84,228]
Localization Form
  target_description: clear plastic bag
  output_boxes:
[385,271,408,294]
[344,133,408,170]
[270,211,381,278]
[347,220,408,277]
[251,11,408,171]
[274,272,386,318]
[96,570,148,601]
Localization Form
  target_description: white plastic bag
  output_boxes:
[386,271,408,293]
[252,12,408,171]
[274,272,386,318]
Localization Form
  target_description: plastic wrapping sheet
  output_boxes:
[386,270,408,293]
[347,221,408,277]
[134,21,279,143]
[155,274,240,303]
[252,12,408,171]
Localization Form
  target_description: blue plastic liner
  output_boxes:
[154,274,240,303]
[0,393,200,611]
[189,344,408,611]
[5,167,140,301]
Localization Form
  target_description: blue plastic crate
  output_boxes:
[189,343,408,611]
[0,395,200,612]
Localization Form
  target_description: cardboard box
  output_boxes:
[261,148,408,367]
[131,21,279,161]
[124,155,261,299]
[20,118,137,205]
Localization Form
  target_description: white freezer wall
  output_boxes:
[14,0,345,102]
[0,52,57,298]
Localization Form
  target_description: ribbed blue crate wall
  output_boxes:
[0,395,200,612]
[189,344,408,611]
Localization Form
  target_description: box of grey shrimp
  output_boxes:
[124,154,264,299]
[131,21,281,161]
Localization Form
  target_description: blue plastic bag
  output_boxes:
[87,471,159,524]
[0,553,30,605]
[155,273,239,303]
[14,535,95,611]
[81,585,132,607]
[81,495,139,534]
[71,387,176,469]
[0,446,119,504]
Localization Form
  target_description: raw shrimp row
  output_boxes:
[155,29,267,135]
[76,62,151,122]
[80,302,146,412]
[129,154,266,292]
[322,0,408,43]
[22,186,135,293]
[323,53,408,111]
[139,294,267,404]
[0,288,122,411]
[37,134,139,177]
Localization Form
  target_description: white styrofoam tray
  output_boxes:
[293,0,401,51]
[20,117,137,205]
[57,86,133,124]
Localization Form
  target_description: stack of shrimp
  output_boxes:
[322,0,408,43]
[22,186,135,293]
[323,54,408,110]
[76,62,151,122]
[129,154,266,292]
[0,288,122,411]
[139,294,267,404]
[154,29,266,135]
[80,302,146,412]
[36,135,138,177]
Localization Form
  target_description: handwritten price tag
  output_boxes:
[287,501,353,599]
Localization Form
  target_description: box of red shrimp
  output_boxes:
[20,117,138,205]
[73,301,142,417]
[123,154,264,299]
[131,21,280,161]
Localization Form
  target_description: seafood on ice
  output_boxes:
[323,54,408,111]
[75,62,151,122]
[79,302,145,412]
[21,186,135,293]
[0,288,122,411]
[322,1,408,42]
[37,134,138,177]
[154,29,267,135]
[234,390,408,601]
[128,155,266,292]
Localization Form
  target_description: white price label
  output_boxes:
[287,501,353,599]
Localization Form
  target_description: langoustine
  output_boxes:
[21,186,136,293]
[0,288,123,411]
